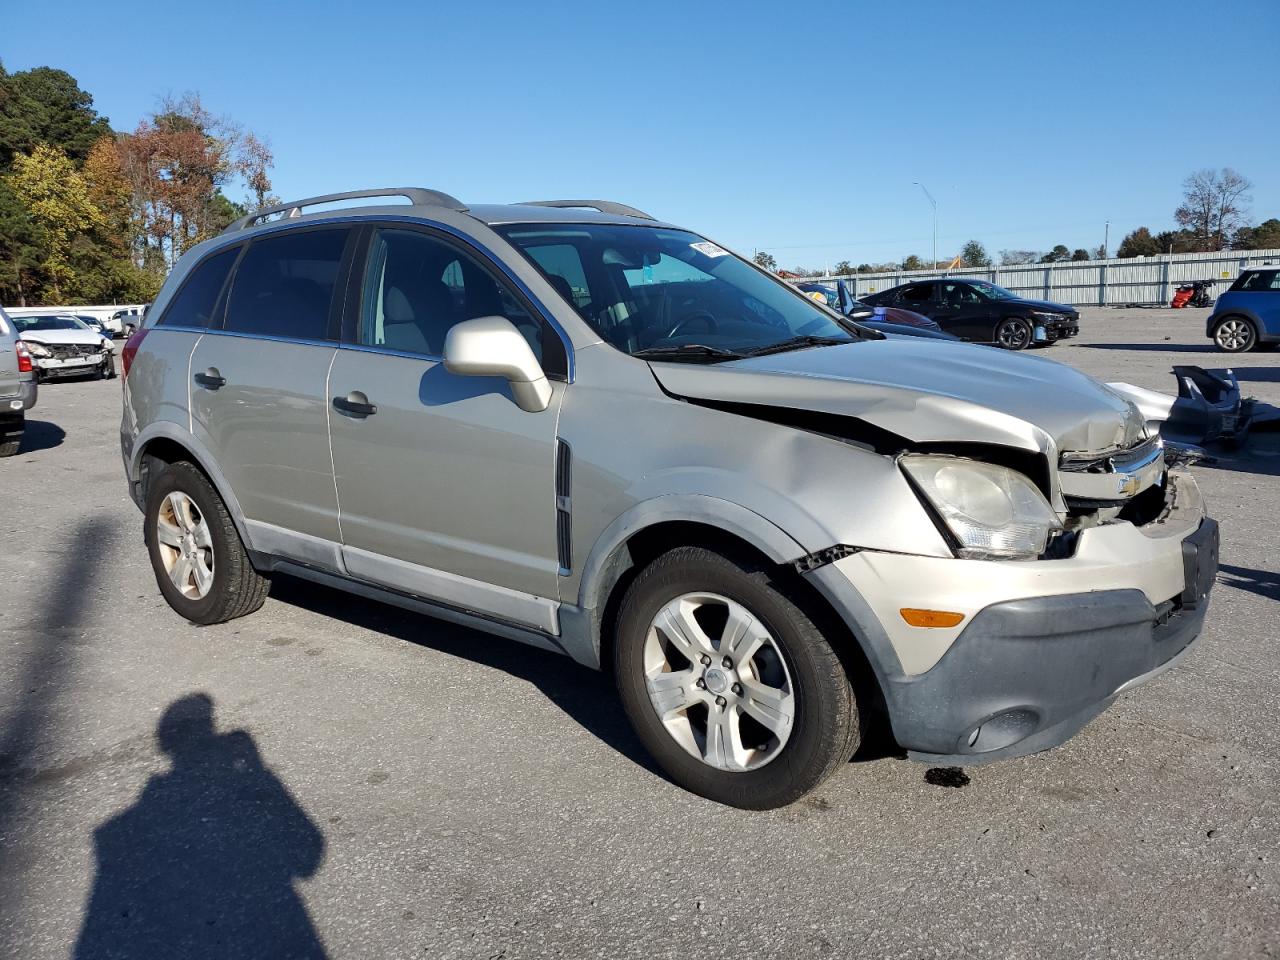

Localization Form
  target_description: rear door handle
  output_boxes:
[194,368,226,390]
[333,392,377,418]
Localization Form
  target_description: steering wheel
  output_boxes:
[666,310,719,340]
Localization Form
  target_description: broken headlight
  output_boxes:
[24,340,51,358]
[900,455,1062,560]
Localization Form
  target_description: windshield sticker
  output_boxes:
[690,241,728,258]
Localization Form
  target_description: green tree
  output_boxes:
[1039,244,1071,263]
[1233,218,1280,250]
[960,240,991,267]
[0,179,45,305]
[1116,227,1161,258]
[902,255,925,271]
[1071,248,1090,261]
[0,63,111,167]
[832,260,854,276]
[752,250,777,271]
[6,143,104,300]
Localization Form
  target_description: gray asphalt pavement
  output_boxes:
[1,310,1277,959]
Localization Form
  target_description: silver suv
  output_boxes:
[121,188,1218,808]
[1,306,38,455]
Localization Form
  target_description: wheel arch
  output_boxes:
[132,424,255,553]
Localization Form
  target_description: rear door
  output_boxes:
[935,282,996,339]
[189,226,356,553]
[896,281,939,317]
[0,310,19,400]
[327,225,567,628]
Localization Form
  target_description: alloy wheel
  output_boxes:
[155,491,215,599]
[1215,318,1254,352]
[996,318,1031,349]
[643,592,795,772]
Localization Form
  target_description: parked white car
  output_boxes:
[12,314,115,380]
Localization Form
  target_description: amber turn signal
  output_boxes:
[900,608,966,628]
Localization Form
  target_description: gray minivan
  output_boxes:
[0,306,38,455]
[121,189,1218,808]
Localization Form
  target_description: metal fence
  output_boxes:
[820,248,1280,307]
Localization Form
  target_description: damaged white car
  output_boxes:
[14,314,116,381]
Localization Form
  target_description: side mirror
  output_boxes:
[442,316,553,413]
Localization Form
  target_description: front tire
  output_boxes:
[1212,316,1258,353]
[995,317,1034,350]
[144,461,269,625]
[614,546,860,809]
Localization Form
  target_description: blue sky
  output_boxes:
[4,0,1278,269]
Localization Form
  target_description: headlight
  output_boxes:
[900,455,1062,560]
[24,341,51,358]
[1031,310,1066,322]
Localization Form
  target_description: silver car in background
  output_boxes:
[120,188,1218,808]
[14,314,115,381]
[0,307,38,455]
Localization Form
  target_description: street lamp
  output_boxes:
[914,182,937,269]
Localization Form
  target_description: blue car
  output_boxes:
[1207,266,1280,352]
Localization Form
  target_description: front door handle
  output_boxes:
[333,391,377,418]
[194,368,226,390]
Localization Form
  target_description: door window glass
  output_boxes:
[1238,270,1280,292]
[158,246,239,328]
[224,229,349,340]
[900,284,933,305]
[942,283,983,307]
[361,229,566,376]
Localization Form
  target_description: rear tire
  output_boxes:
[614,546,860,809]
[1212,316,1258,353]
[0,415,22,457]
[144,461,269,625]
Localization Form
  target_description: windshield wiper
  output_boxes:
[632,344,745,363]
[741,335,853,357]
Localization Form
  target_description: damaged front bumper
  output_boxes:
[1109,366,1252,448]
[804,470,1215,764]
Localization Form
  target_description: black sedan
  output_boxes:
[859,278,1079,349]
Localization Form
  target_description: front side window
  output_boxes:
[360,228,566,375]
[224,229,350,340]
[158,246,239,328]
[497,224,856,357]
[942,283,984,306]
[966,281,1018,300]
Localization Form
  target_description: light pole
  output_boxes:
[914,182,937,268]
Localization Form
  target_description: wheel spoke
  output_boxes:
[191,555,214,595]
[168,554,193,592]
[654,601,716,660]
[722,603,767,666]
[167,493,191,532]
[191,520,213,550]
[646,669,701,717]
[738,679,795,736]
[703,706,746,770]
[156,518,183,548]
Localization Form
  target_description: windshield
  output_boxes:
[13,315,92,332]
[967,281,1018,300]
[496,224,855,358]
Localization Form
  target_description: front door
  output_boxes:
[935,282,996,340]
[189,227,354,548]
[327,226,568,630]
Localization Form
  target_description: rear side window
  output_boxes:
[224,229,350,340]
[1235,270,1280,292]
[900,284,934,305]
[157,247,239,328]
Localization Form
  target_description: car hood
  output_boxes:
[650,338,1144,457]
[1010,297,1078,315]
[20,330,107,347]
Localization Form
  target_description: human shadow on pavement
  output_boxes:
[268,575,661,777]
[74,694,327,960]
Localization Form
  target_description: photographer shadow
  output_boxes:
[74,694,327,959]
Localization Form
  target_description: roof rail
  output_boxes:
[224,187,468,233]
[521,199,655,221]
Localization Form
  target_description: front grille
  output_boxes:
[46,343,100,360]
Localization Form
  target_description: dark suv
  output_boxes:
[861,278,1080,349]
